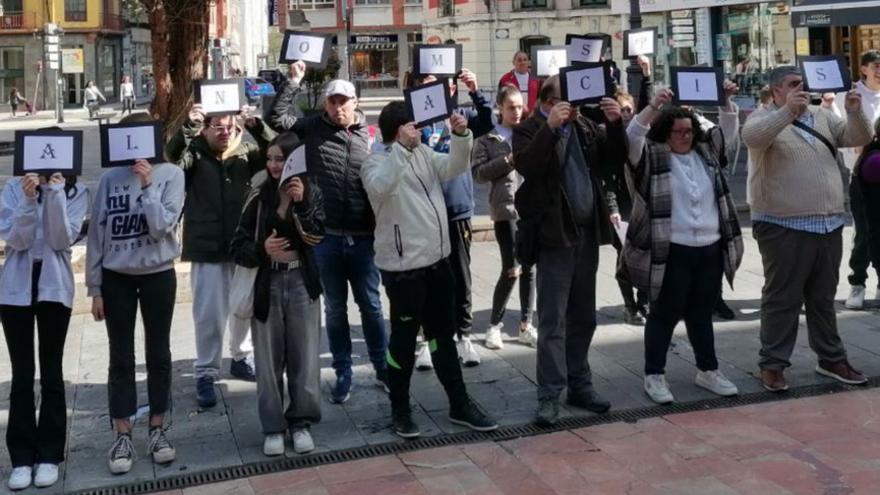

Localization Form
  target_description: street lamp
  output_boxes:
[626,0,643,104]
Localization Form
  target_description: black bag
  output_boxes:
[515,217,540,266]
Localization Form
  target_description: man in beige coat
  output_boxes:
[743,66,873,392]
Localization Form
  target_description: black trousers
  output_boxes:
[449,218,473,338]
[848,178,880,287]
[644,243,722,375]
[490,220,535,325]
[1,263,71,467]
[382,259,468,413]
[613,242,648,311]
[122,96,135,115]
[103,269,176,420]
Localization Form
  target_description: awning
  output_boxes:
[351,43,397,51]
[791,0,880,27]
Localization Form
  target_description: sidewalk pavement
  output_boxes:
[181,386,880,495]
[1,225,879,494]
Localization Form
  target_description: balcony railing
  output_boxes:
[102,13,127,31]
[65,10,87,22]
[0,11,38,30]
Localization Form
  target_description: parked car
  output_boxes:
[245,77,276,106]
[257,69,288,92]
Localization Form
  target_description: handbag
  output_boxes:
[229,200,262,319]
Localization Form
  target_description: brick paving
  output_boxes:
[173,387,880,494]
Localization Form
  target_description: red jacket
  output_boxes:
[498,70,541,113]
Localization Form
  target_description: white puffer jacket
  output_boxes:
[361,130,473,272]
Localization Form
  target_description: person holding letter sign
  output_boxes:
[87,113,185,474]
[0,142,88,490]
[742,66,873,392]
[361,103,497,438]
[268,69,390,405]
[231,134,325,456]
[623,89,744,405]
[414,69,494,369]
[165,102,277,407]
[512,76,625,426]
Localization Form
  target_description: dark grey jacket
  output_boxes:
[471,128,519,222]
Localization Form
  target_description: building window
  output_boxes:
[0,46,25,103]
[2,0,24,11]
[439,0,453,16]
[519,35,550,54]
[65,0,87,21]
[516,0,550,10]
[578,0,606,6]
[355,0,391,4]
[287,0,333,9]
[405,0,421,4]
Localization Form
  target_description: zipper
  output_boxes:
[408,156,445,258]
[394,224,403,257]
[343,128,352,236]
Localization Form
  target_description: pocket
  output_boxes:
[394,224,403,257]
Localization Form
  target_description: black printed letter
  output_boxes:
[40,144,56,159]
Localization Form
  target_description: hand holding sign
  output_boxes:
[547,102,573,130]
[397,123,421,150]
[131,159,153,187]
[286,177,305,203]
[459,69,478,92]
[404,79,454,128]
[785,83,810,116]
[21,174,39,198]
[189,104,205,125]
[599,97,622,123]
[288,60,307,83]
[449,112,467,135]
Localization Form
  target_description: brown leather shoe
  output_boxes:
[760,369,788,392]
[816,360,868,385]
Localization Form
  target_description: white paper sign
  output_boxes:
[418,47,457,76]
[627,30,655,56]
[284,34,326,65]
[107,126,157,162]
[200,83,241,115]
[22,136,74,172]
[535,49,568,77]
[409,83,449,126]
[676,72,720,102]
[279,146,307,186]
[563,66,609,104]
[567,38,603,63]
[802,60,845,91]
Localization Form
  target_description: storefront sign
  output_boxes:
[351,34,398,44]
[60,48,84,74]
[791,0,880,27]
[796,38,810,56]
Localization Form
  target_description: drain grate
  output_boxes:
[69,377,877,495]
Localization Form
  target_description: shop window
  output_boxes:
[516,0,550,9]
[2,0,23,11]
[0,46,24,102]
[64,0,87,22]
[722,2,795,99]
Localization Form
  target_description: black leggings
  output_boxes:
[490,220,535,325]
[103,268,176,420]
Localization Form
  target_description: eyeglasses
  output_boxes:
[208,124,235,133]
[671,128,694,137]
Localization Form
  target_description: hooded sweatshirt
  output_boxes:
[0,179,90,308]
[86,163,185,297]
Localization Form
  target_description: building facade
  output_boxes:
[0,0,126,110]
[277,0,423,91]
[792,0,880,81]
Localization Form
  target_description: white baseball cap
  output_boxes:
[324,79,357,99]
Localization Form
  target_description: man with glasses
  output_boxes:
[165,103,276,407]
[512,75,626,425]
[743,66,872,392]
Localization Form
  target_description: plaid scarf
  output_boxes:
[619,131,743,301]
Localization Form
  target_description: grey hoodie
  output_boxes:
[86,163,185,297]
[0,179,90,308]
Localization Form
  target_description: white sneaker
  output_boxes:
[33,463,58,488]
[457,335,481,366]
[263,433,285,456]
[292,427,315,454]
[644,374,674,404]
[7,466,31,491]
[846,285,866,310]
[695,369,739,397]
[415,342,433,371]
[518,323,538,348]
[484,323,505,350]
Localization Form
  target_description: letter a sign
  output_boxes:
[279,31,332,68]
[413,44,463,78]
[404,79,455,128]
[100,121,165,168]
[14,129,84,176]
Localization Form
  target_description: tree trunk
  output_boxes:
[142,0,209,138]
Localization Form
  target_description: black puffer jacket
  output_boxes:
[268,82,374,234]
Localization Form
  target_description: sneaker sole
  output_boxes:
[644,388,674,405]
[329,392,351,404]
[8,481,31,491]
[152,450,176,464]
[461,360,481,367]
[844,302,865,310]
[448,416,499,432]
[33,479,57,489]
[815,365,869,385]
[294,445,315,454]
[415,365,433,371]
[484,341,504,350]
[761,381,789,393]
[695,381,738,397]
[108,461,133,475]
[394,429,422,439]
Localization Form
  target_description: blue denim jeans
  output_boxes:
[314,234,388,377]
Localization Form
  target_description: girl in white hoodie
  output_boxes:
[0,161,89,490]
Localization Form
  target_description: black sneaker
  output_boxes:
[108,433,134,474]
[714,299,736,320]
[566,390,611,414]
[535,397,559,426]
[623,306,646,326]
[148,427,176,464]
[449,399,498,432]
[330,375,352,404]
[196,376,217,408]
[375,369,390,394]
[392,410,421,438]
[230,357,256,381]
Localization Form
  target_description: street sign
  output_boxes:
[46,35,59,44]
[48,62,59,70]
